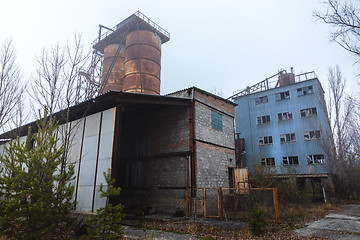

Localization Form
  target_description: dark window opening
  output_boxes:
[283,156,299,165]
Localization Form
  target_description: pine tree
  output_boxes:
[0,111,75,239]
[86,168,125,239]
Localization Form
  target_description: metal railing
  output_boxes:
[134,11,170,39]
[92,11,170,46]
[228,71,318,101]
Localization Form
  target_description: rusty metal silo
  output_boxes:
[123,30,161,95]
[92,11,170,95]
[101,44,125,93]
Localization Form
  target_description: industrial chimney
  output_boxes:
[92,11,170,95]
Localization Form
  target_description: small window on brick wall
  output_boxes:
[282,156,299,165]
[211,111,223,130]
[261,158,275,166]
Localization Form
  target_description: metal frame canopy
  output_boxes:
[93,11,170,53]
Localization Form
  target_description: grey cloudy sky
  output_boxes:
[0,0,358,98]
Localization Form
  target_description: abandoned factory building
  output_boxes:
[229,69,334,193]
[0,12,238,215]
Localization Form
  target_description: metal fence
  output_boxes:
[186,187,279,224]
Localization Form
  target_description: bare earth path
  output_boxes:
[295,204,360,239]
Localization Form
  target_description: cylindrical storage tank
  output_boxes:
[101,44,126,93]
[278,72,295,87]
[123,30,161,95]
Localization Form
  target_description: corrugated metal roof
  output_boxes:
[0,91,191,139]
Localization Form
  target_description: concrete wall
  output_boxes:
[234,78,331,175]
[193,90,236,216]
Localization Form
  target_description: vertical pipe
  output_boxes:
[110,105,123,205]
[273,188,280,224]
[189,98,196,197]
[91,112,103,212]
[185,188,190,217]
[203,188,206,217]
[218,188,224,219]
[74,117,86,210]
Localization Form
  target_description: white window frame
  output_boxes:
[304,130,321,140]
[278,111,293,121]
[261,158,275,166]
[297,85,314,96]
[280,133,296,143]
[275,91,290,101]
[282,156,299,165]
[300,107,317,117]
[307,154,325,164]
[258,136,273,145]
[256,115,270,125]
[255,96,268,105]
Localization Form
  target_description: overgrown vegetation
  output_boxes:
[249,203,267,235]
[0,111,75,240]
[85,168,125,239]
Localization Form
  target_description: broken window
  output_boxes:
[261,157,275,166]
[258,136,273,145]
[282,156,299,165]
[300,107,317,117]
[256,115,270,125]
[277,111,293,121]
[307,154,325,164]
[275,91,290,101]
[304,130,321,140]
[280,133,296,143]
[297,85,314,96]
[255,96,268,105]
[211,111,222,130]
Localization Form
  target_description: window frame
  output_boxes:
[256,115,271,125]
[307,154,325,164]
[300,107,317,118]
[255,96,268,105]
[275,91,290,101]
[258,136,273,145]
[277,111,293,121]
[261,157,275,166]
[297,85,314,96]
[304,130,321,140]
[282,156,299,165]
[280,133,296,143]
[211,111,223,130]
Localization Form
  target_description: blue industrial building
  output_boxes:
[230,70,332,185]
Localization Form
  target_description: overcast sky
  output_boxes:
[0,0,359,98]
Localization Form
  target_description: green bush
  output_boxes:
[86,169,125,239]
[0,112,75,240]
[249,203,267,235]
